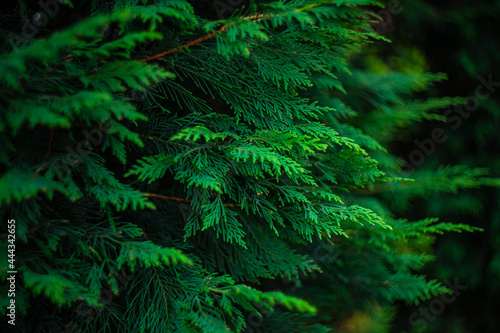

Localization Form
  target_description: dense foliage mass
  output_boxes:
[0,0,496,332]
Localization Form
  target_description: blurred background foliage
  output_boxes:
[367,0,500,332]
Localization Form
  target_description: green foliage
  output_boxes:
[0,0,495,332]
[376,1,500,332]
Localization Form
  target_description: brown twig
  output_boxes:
[139,26,227,62]
[142,192,241,207]
[139,13,271,62]
[142,192,191,203]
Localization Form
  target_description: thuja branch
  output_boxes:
[139,13,273,62]
[140,8,338,62]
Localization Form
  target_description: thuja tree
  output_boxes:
[0,1,493,332]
